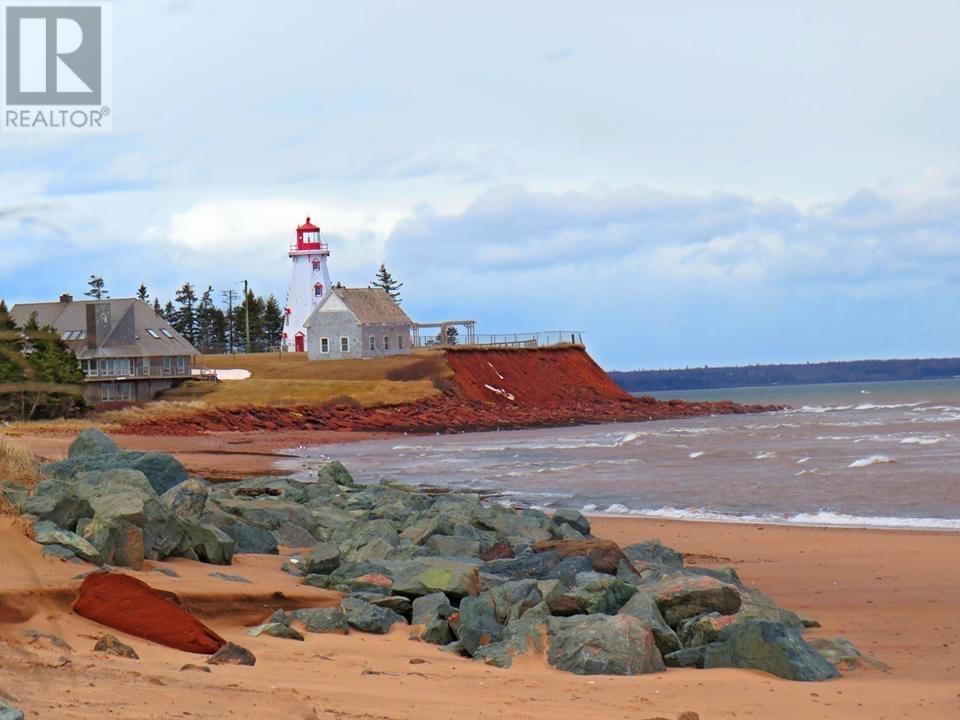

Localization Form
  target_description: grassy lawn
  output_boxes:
[168,350,449,408]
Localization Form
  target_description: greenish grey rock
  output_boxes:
[547,614,665,675]
[74,468,156,502]
[161,478,209,522]
[664,646,706,668]
[303,541,341,574]
[43,451,188,495]
[552,508,591,536]
[82,517,145,569]
[412,592,455,645]
[678,612,729,648]
[808,637,889,671]
[426,534,481,558]
[31,520,102,564]
[702,620,840,681]
[452,596,503,657]
[346,536,396,563]
[185,523,234,565]
[387,557,480,599]
[486,579,543,624]
[42,544,80,561]
[341,596,405,634]
[370,595,412,618]
[542,556,593,587]
[735,586,804,629]
[228,522,279,555]
[272,522,316,548]
[69,428,119,458]
[622,540,684,569]
[0,699,25,720]
[22,485,92,531]
[207,642,256,666]
[617,590,681,655]
[317,460,355,487]
[89,491,147,525]
[548,572,637,616]
[248,622,304,641]
[209,572,252,584]
[288,607,350,634]
[473,602,550,668]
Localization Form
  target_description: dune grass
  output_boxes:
[0,437,42,515]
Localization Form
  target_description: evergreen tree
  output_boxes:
[196,285,227,353]
[437,325,459,345]
[85,275,108,300]
[153,298,162,316]
[262,295,284,350]
[136,283,149,302]
[173,283,199,345]
[162,301,176,323]
[370,264,403,303]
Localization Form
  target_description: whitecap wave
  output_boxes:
[581,504,960,530]
[900,436,942,445]
[754,451,776,460]
[849,455,896,468]
[688,451,705,458]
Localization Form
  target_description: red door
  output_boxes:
[295,334,305,353]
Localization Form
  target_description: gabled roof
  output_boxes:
[306,287,412,328]
[9,298,199,359]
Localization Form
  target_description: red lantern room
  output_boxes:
[295,217,327,252]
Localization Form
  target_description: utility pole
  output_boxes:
[243,280,251,354]
[221,288,237,354]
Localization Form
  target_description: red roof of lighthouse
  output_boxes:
[298,216,319,232]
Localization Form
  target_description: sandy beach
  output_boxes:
[1,497,957,719]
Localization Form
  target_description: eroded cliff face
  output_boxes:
[443,346,630,405]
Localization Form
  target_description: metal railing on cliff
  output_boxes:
[413,330,584,349]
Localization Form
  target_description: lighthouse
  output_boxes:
[284,217,332,353]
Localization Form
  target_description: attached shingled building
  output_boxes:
[304,287,412,360]
[10,295,199,405]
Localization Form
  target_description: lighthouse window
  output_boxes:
[312,258,322,270]
[314,283,323,297]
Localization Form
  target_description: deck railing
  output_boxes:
[413,330,583,349]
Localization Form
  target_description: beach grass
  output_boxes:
[0,437,42,515]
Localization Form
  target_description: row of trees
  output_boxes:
[0,301,87,421]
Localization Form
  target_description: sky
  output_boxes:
[1,0,959,369]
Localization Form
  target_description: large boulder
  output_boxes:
[451,596,503,657]
[340,596,405,634]
[486,579,543,624]
[547,572,637,616]
[702,620,840,681]
[317,460,355,487]
[387,558,480,599]
[808,637,888,671]
[184,523,234,565]
[81,518,145,569]
[285,607,350,635]
[22,481,92,531]
[474,602,550,668]
[552,509,591,536]
[617,591,681,655]
[161,479,209,523]
[547,614,665,675]
[73,571,225,654]
[651,574,742,626]
[532,539,633,575]
[302,542,341,575]
[31,520,102,564]
[69,428,119,458]
[225,521,279,555]
[622,540,684,569]
[248,622,304,641]
[677,611,737,648]
[44,451,188,495]
[0,699,24,720]
[412,592,455,645]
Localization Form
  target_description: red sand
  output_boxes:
[73,571,226,654]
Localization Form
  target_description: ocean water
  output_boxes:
[281,378,960,531]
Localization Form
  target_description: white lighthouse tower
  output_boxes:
[284,217,332,353]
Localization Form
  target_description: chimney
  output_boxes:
[86,302,111,350]
[59,293,73,303]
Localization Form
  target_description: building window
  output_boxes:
[369,336,375,352]
[340,337,349,353]
[320,337,329,354]
[176,356,187,375]
[163,357,172,375]
[314,283,324,297]
[383,336,390,351]
[142,358,150,376]
[86,359,98,377]
[398,335,404,350]
[100,382,133,402]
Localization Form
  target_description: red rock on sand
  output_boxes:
[73,571,226,654]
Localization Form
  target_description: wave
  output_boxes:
[580,504,960,530]
[900,436,942,445]
[688,451,705,458]
[849,455,896,468]
[753,451,776,460]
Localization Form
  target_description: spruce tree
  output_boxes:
[136,283,149,302]
[262,295,285,350]
[153,298,162,316]
[163,301,176,323]
[173,283,199,345]
[370,264,403,303]
[85,275,108,300]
